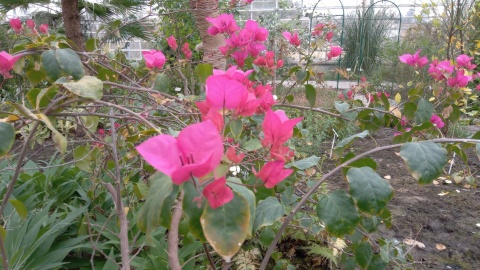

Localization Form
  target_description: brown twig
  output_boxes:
[168,190,185,270]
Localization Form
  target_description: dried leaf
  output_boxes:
[403,238,425,249]
[383,175,391,180]
[436,244,446,250]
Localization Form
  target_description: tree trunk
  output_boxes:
[189,0,226,70]
[61,0,85,51]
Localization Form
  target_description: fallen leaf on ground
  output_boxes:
[476,223,480,227]
[433,180,439,185]
[445,180,452,184]
[403,238,426,249]
[438,191,449,196]
[384,175,391,180]
[436,244,446,250]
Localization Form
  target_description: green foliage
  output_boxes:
[201,191,250,262]
[316,190,360,237]
[400,142,448,184]
[0,122,15,157]
[253,197,286,233]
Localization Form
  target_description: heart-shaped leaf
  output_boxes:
[400,142,447,184]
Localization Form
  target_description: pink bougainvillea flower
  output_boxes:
[213,65,253,83]
[206,13,239,35]
[327,46,342,60]
[399,50,428,68]
[430,114,444,128]
[254,161,293,188]
[447,70,472,88]
[476,84,480,91]
[26,19,35,30]
[376,92,390,99]
[428,59,454,80]
[166,35,178,51]
[226,146,245,164]
[282,31,301,47]
[231,50,248,67]
[136,121,224,185]
[196,101,224,132]
[244,20,268,42]
[262,109,303,148]
[39,24,49,34]
[254,84,275,113]
[206,75,247,110]
[312,23,325,36]
[142,50,166,69]
[203,177,234,209]
[9,18,22,33]
[181,42,192,59]
[325,31,334,42]
[456,54,476,70]
[235,92,261,117]
[0,51,20,78]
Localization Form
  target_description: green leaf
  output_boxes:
[253,197,286,232]
[295,70,308,83]
[9,199,28,219]
[341,154,377,175]
[316,190,360,237]
[399,142,447,184]
[379,208,392,229]
[286,94,294,102]
[347,167,393,214]
[183,181,207,242]
[137,173,176,236]
[334,101,349,114]
[403,102,417,119]
[0,226,5,241]
[195,63,213,84]
[362,216,380,233]
[73,145,93,172]
[37,114,67,154]
[227,177,256,238]
[55,48,85,80]
[259,227,275,246]
[153,73,171,93]
[366,254,387,270]
[333,130,369,158]
[60,76,104,100]
[229,119,243,140]
[242,139,262,151]
[41,50,63,81]
[448,104,461,122]
[86,38,99,52]
[0,122,15,157]
[201,191,250,262]
[81,115,100,133]
[414,98,433,124]
[305,84,316,108]
[355,241,373,269]
[286,155,320,170]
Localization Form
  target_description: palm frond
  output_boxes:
[0,0,51,13]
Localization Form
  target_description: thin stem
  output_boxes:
[168,190,185,270]
[203,243,216,269]
[259,138,480,269]
[108,109,130,270]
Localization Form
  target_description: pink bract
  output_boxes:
[136,121,224,185]
[226,146,245,164]
[456,54,476,70]
[399,50,428,68]
[327,46,342,60]
[39,24,49,34]
[203,177,234,209]
[166,36,178,51]
[142,50,166,69]
[254,161,293,188]
[244,20,268,42]
[9,18,22,33]
[282,31,301,47]
[262,109,303,148]
[181,42,192,59]
[206,75,247,110]
[430,114,445,129]
[206,13,239,35]
[0,51,20,78]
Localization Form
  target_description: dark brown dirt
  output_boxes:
[326,128,480,269]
